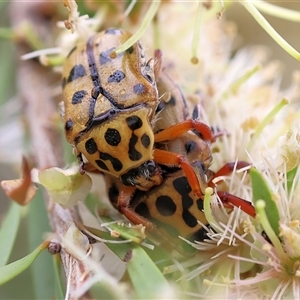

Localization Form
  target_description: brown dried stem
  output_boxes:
[9,1,89,298]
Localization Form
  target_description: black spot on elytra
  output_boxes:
[135,202,151,220]
[196,199,204,211]
[67,64,86,83]
[185,141,197,154]
[128,133,142,161]
[141,133,150,149]
[172,177,192,195]
[155,195,176,216]
[126,115,143,130]
[99,47,115,65]
[65,118,73,131]
[100,152,123,172]
[172,177,198,228]
[67,46,77,58]
[72,90,87,104]
[104,128,121,146]
[95,159,109,171]
[192,224,211,242]
[85,138,98,154]
[108,70,125,83]
[133,83,146,95]
[105,28,123,35]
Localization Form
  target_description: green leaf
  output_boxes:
[86,226,172,298]
[90,281,127,300]
[0,202,22,267]
[0,241,48,285]
[250,168,280,235]
[53,255,65,300]
[286,167,298,193]
[28,189,54,299]
[100,215,146,244]
[126,245,171,299]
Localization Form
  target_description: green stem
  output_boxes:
[253,0,300,22]
[219,65,260,103]
[256,200,288,261]
[191,2,203,64]
[111,1,160,57]
[241,0,300,61]
[248,98,288,151]
[203,187,215,228]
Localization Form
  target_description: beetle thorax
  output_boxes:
[76,106,155,177]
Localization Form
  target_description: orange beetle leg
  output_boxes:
[154,119,215,143]
[217,191,256,218]
[118,185,155,230]
[154,148,202,197]
[208,161,250,187]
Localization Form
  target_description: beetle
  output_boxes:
[104,55,255,249]
[61,28,218,226]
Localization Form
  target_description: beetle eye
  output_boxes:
[147,161,157,174]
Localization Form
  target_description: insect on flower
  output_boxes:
[104,51,255,249]
[61,28,225,227]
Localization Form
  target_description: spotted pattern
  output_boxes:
[104,128,121,146]
[72,90,87,104]
[85,138,98,154]
[95,159,109,171]
[172,177,198,228]
[155,195,177,216]
[108,70,125,83]
[67,64,86,83]
[135,201,179,239]
[99,47,114,65]
[100,152,123,172]
[196,199,204,211]
[133,83,146,95]
[135,202,151,220]
[126,115,143,130]
[65,118,73,131]
[141,133,151,149]
[128,133,142,161]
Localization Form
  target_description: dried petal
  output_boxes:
[0,157,37,205]
[38,164,92,208]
